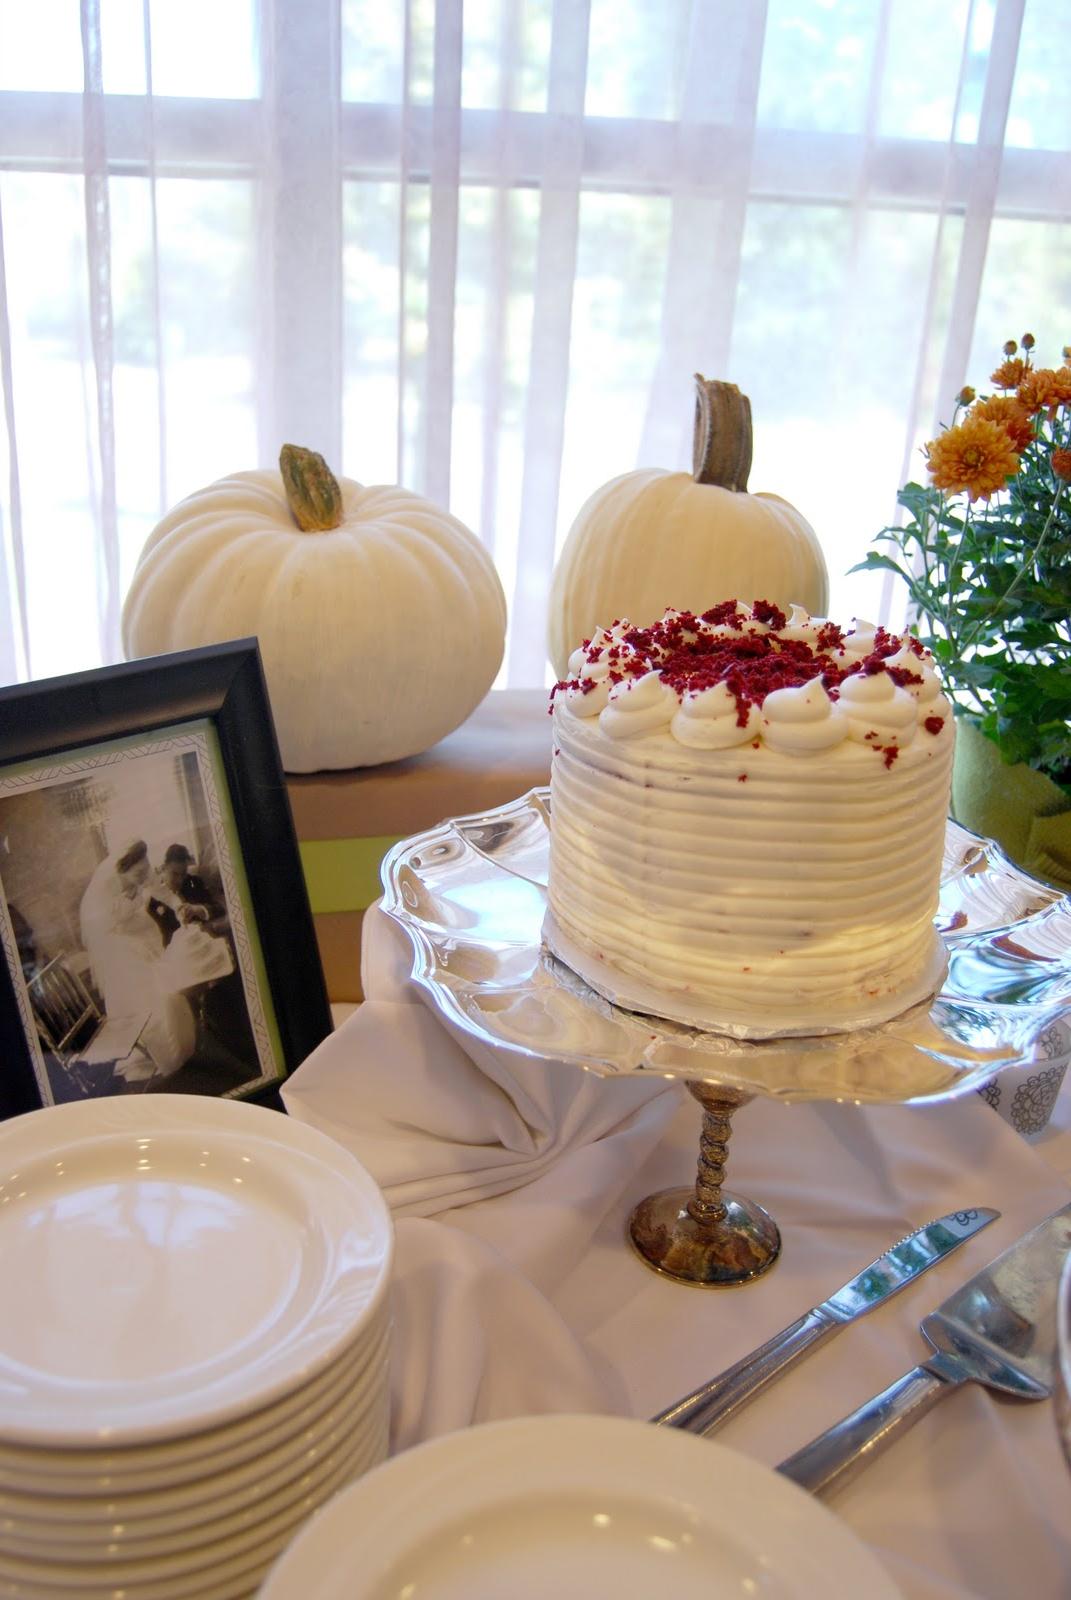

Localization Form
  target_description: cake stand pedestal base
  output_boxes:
[627,1081,781,1287]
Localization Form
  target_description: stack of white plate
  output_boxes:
[0,1093,393,1600]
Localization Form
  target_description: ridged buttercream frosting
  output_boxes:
[545,601,955,1038]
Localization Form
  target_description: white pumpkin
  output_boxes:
[547,377,829,678]
[122,447,508,772]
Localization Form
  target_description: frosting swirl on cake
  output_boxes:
[554,601,949,762]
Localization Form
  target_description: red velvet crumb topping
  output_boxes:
[566,603,912,727]
[551,606,930,742]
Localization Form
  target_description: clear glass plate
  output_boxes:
[380,788,1070,1107]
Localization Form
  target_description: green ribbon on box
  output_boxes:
[298,836,404,915]
[951,719,1071,891]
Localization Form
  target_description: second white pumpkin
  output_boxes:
[547,378,829,678]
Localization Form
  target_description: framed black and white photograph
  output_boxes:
[0,640,332,1120]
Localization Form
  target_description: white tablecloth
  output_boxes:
[284,907,1071,1600]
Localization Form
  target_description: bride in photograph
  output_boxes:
[79,839,196,1083]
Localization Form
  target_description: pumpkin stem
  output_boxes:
[692,376,752,492]
[279,444,344,532]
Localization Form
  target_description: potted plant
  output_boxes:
[853,334,1071,888]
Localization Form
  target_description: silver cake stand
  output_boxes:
[380,789,1070,1289]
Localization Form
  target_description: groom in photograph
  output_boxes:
[148,843,227,946]
[147,843,259,1082]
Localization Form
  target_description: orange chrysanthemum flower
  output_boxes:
[925,414,1021,500]
[990,357,1028,390]
[971,393,1035,452]
[1052,448,1071,481]
[1017,366,1071,416]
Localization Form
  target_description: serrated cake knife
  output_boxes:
[651,1208,999,1435]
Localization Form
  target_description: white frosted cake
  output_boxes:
[545,600,955,1037]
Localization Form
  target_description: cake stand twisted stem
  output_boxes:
[688,1084,737,1226]
[627,1081,781,1288]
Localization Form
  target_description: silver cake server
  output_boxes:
[778,1201,1071,1497]
[652,1207,1000,1434]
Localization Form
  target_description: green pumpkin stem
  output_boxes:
[279,444,344,532]
[692,376,753,492]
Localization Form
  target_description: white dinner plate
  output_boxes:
[0,1420,386,1596]
[0,1310,390,1498]
[0,1095,393,1446]
[0,1350,389,1534]
[0,1397,388,1569]
[260,1414,902,1600]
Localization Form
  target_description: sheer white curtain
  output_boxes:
[1,0,1069,690]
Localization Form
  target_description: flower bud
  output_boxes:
[1003,339,1018,355]
[1052,448,1071,481]
[1021,332,1035,349]
[957,386,976,405]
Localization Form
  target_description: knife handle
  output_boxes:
[776,1363,958,1497]
[651,1307,838,1434]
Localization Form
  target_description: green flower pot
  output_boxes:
[951,717,1071,891]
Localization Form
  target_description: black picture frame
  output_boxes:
[0,639,332,1121]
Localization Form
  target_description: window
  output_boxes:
[1,0,1069,685]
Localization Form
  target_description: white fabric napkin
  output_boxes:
[284,904,676,1220]
[282,903,680,1446]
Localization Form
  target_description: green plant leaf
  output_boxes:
[846,552,910,578]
